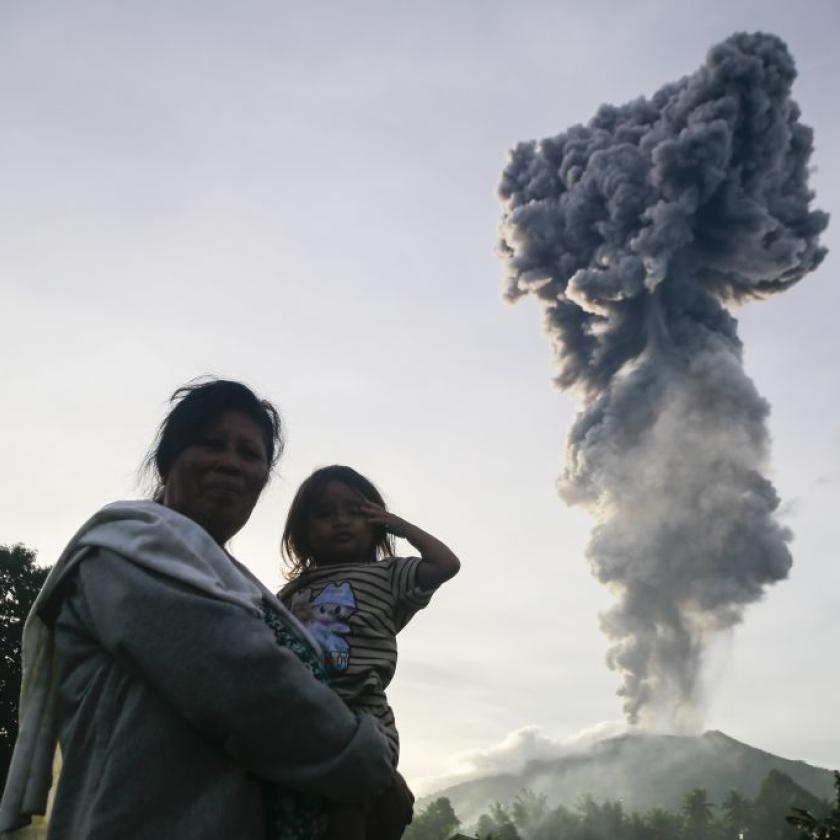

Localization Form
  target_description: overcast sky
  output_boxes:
[2,0,839,794]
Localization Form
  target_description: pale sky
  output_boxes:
[2,0,839,794]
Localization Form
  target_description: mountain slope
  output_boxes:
[421,731,834,826]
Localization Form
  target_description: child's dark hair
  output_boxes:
[282,465,395,579]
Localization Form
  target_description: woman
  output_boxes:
[0,379,394,839]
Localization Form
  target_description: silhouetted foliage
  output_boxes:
[462,769,833,840]
[721,789,753,839]
[510,790,547,830]
[643,806,683,840]
[475,802,521,839]
[403,796,461,840]
[1,544,49,789]
[682,788,714,840]
[752,769,830,840]
[787,771,840,839]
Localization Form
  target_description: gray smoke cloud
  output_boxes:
[497,32,828,728]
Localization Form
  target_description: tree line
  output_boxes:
[406,769,840,840]
[1,544,49,791]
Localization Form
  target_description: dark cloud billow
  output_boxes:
[497,32,828,727]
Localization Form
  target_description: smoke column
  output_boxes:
[498,33,828,728]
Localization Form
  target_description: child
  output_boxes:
[279,465,460,840]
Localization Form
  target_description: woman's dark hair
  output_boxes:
[282,465,394,579]
[146,377,284,497]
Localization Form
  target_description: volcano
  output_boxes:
[420,730,834,827]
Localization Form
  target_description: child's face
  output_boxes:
[307,480,375,565]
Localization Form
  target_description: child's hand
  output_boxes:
[356,500,410,538]
[355,499,460,591]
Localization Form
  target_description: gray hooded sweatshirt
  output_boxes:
[0,500,392,839]
[41,548,391,839]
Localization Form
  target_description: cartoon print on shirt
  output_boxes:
[288,582,357,671]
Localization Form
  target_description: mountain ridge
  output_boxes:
[419,730,835,826]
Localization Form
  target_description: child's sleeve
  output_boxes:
[389,556,435,632]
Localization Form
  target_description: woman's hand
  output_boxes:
[369,771,415,839]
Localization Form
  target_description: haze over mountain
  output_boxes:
[421,730,835,826]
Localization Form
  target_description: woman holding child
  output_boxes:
[0,378,434,839]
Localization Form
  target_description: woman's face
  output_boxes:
[163,409,269,545]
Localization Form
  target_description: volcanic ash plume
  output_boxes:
[497,32,828,728]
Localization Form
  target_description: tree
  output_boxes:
[475,802,521,840]
[1,543,50,789]
[404,797,461,840]
[644,806,684,840]
[754,769,828,840]
[721,790,753,839]
[531,802,581,839]
[577,794,626,838]
[682,788,714,840]
[510,789,548,832]
[474,813,496,839]
[787,771,840,839]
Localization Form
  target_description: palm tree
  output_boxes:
[721,790,753,838]
[645,806,684,840]
[682,788,714,840]
[787,771,840,839]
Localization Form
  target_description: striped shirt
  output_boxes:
[278,557,432,763]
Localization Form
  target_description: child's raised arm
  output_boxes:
[357,501,460,591]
